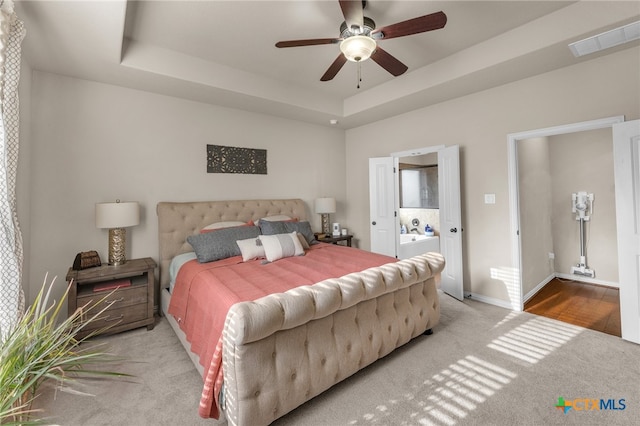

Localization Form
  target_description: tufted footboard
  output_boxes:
[222,252,445,426]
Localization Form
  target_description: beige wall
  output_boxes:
[20,46,640,311]
[518,137,554,296]
[345,46,640,305]
[26,71,346,309]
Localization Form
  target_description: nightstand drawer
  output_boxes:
[77,286,148,312]
[79,304,148,332]
[66,257,156,339]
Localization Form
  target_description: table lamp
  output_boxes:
[315,197,336,235]
[95,200,140,265]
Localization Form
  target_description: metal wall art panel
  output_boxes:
[207,144,267,175]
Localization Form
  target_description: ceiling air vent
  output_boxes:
[569,20,640,57]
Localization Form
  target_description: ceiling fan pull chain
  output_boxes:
[357,62,362,89]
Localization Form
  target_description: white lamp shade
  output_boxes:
[315,197,336,214]
[96,201,140,229]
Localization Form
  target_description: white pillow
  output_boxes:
[202,221,247,232]
[259,231,304,262]
[260,215,292,222]
[236,237,266,262]
[168,252,197,293]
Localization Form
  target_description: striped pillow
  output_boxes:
[259,231,304,262]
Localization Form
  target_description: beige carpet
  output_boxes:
[33,292,639,425]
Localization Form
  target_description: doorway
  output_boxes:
[508,116,623,306]
[507,116,635,339]
[369,145,463,300]
[516,128,621,337]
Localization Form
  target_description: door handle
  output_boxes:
[372,221,377,225]
[450,228,457,233]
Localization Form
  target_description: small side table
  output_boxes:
[316,234,353,247]
[66,257,156,339]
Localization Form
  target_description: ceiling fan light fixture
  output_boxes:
[340,35,377,62]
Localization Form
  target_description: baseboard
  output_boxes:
[464,292,515,310]
[523,273,556,303]
[463,272,619,313]
[555,272,619,288]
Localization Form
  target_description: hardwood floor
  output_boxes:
[524,278,621,337]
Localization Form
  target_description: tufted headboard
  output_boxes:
[156,199,309,290]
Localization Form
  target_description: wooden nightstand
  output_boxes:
[316,234,353,247]
[66,257,156,339]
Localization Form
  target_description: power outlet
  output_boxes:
[548,252,555,259]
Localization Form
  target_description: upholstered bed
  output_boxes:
[157,199,444,425]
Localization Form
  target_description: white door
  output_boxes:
[613,120,640,344]
[438,145,464,300]
[369,157,397,257]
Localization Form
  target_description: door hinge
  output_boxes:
[393,167,396,173]
[394,211,397,217]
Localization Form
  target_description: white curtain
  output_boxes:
[0,0,25,340]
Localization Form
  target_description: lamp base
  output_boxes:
[108,227,127,265]
[321,213,331,235]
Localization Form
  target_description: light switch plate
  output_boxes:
[484,193,496,204]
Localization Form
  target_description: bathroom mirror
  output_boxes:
[399,164,439,208]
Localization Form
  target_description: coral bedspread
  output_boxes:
[167,243,396,419]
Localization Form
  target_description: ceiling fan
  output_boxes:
[275,0,447,82]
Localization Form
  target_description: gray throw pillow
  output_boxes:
[187,226,260,263]
[259,220,318,245]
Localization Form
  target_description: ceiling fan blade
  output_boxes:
[276,38,341,48]
[321,54,348,81]
[370,46,408,77]
[339,0,364,32]
[371,11,447,40]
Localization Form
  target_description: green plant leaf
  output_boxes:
[1,275,132,424]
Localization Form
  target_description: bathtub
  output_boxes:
[398,234,440,260]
